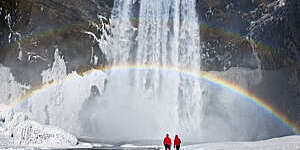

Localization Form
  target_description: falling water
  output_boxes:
[104,0,203,139]
[110,0,201,68]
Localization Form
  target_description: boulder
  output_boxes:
[0,104,78,147]
[13,120,78,146]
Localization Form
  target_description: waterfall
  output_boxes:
[104,0,203,139]
[110,0,201,68]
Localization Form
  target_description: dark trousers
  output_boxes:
[175,145,180,150]
[165,144,171,150]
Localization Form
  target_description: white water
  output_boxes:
[106,0,202,139]
[15,50,107,135]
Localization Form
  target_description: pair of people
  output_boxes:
[163,134,181,150]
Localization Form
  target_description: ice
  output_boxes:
[91,143,114,147]
[76,142,93,149]
[0,104,78,148]
[120,144,161,149]
[184,136,300,150]
[17,50,22,61]
[41,48,66,83]
[0,66,29,105]
[13,120,77,146]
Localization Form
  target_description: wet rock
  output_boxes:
[197,0,269,71]
[0,0,111,86]
[248,0,300,69]
[1,0,299,75]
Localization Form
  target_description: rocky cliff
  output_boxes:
[1,0,299,83]
[197,0,299,71]
[248,0,300,69]
[0,0,112,85]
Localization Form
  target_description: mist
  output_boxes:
[68,66,294,142]
[0,46,295,144]
[0,51,295,143]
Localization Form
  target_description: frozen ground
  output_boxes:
[2,131,300,149]
[80,136,300,150]
[184,136,300,150]
[76,136,300,150]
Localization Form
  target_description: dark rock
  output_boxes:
[197,0,263,71]
[0,0,299,81]
[0,0,112,85]
[248,0,300,69]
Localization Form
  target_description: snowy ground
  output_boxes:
[2,134,300,149]
[81,136,300,150]
[77,136,300,150]
[184,136,300,150]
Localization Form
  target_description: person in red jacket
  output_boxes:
[173,135,181,150]
[163,133,172,150]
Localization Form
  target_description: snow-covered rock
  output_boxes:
[0,104,14,137]
[13,120,77,146]
[5,112,28,137]
[0,104,78,148]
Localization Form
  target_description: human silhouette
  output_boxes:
[174,135,181,150]
[163,133,172,150]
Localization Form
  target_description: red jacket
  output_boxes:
[174,135,181,146]
[163,135,172,146]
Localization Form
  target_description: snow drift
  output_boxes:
[0,104,78,147]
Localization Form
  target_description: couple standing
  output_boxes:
[163,134,181,150]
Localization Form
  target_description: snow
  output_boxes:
[75,142,93,149]
[0,104,78,148]
[91,143,113,147]
[93,55,98,65]
[0,66,29,105]
[184,136,300,150]
[41,48,66,83]
[17,50,22,61]
[121,144,161,149]
[278,0,286,7]
[13,120,77,146]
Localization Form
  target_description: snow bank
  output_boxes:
[13,120,77,146]
[0,104,78,148]
[184,136,300,150]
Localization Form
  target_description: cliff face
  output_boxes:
[197,0,258,71]
[249,0,300,69]
[197,0,300,129]
[197,0,299,71]
[0,0,112,85]
[0,0,299,82]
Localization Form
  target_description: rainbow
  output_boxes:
[8,64,300,135]
[1,21,281,61]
